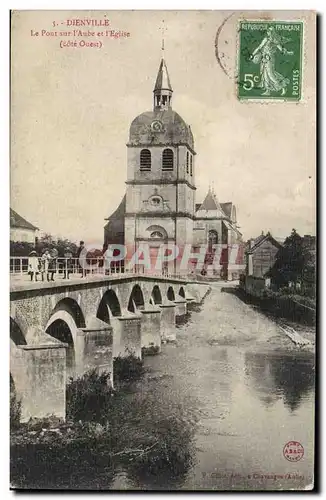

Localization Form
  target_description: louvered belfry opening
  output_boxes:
[140,149,151,171]
[162,148,174,171]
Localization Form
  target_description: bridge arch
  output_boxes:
[45,310,77,375]
[128,284,145,312]
[45,298,85,375]
[52,298,86,328]
[179,287,185,298]
[151,285,162,305]
[97,289,121,323]
[167,286,175,302]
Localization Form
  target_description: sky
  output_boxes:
[10,10,316,244]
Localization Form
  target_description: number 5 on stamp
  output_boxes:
[238,21,303,101]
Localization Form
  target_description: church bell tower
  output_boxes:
[124,53,196,273]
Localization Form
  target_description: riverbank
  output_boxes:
[235,286,315,326]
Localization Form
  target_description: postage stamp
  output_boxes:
[238,20,303,100]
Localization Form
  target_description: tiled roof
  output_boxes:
[10,208,38,230]
[220,202,232,218]
[104,195,126,245]
[247,232,283,253]
[199,190,219,211]
[105,194,126,221]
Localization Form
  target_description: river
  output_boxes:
[109,283,315,491]
[11,282,315,491]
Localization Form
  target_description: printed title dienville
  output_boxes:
[60,18,111,27]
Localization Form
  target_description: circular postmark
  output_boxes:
[283,441,304,462]
[214,12,236,79]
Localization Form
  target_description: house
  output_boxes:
[10,208,38,244]
[246,232,282,278]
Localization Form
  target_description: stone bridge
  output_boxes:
[10,275,210,422]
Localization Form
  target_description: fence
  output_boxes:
[9,257,196,282]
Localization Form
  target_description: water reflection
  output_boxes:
[245,352,315,412]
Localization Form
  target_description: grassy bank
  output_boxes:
[227,287,316,326]
[11,367,195,490]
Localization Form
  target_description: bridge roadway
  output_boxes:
[10,272,210,422]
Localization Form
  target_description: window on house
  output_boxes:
[186,152,189,174]
[162,148,174,171]
[140,149,151,171]
[190,155,193,176]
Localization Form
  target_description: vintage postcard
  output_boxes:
[10,10,316,491]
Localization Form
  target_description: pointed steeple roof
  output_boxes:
[196,188,227,219]
[200,189,219,211]
[154,59,172,92]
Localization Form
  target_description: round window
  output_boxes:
[151,197,161,206]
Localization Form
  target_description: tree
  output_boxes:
[10,234,78,257]
[268,229,308,287]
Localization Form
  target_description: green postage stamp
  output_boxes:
[238,21,303,100]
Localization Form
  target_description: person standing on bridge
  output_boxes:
[48,247,58,281]
[40,249,51,282]
[28,251,39,282]
[63,247,73,279]
[77,240,87,278]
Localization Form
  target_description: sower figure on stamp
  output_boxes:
[250,26,293,96]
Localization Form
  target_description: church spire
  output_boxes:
[153,22,173,111]
[153,58,173,111]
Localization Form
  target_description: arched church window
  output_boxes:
[150,231,164,239]
[162,149,174,171]
[208,230,218,251]
[190,155,193,176]
[140,149,151,171]
[186,152,189,174]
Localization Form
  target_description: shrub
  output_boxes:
[113,353,144,381]
[141,344,160,356]
[10,388,21,431]
[66,370,113,424]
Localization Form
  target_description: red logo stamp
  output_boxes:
[283,441,304,462]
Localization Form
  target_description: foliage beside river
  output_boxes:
[234,287,315,326]
[11,369,195,490]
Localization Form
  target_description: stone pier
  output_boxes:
[174,297,187,318]
[78,317,113,385]
[111,313,142,359]
[160,302,176,341]
[10,342,66,422]
[140,307,162,353]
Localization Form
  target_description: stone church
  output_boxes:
[104,57,243,278]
